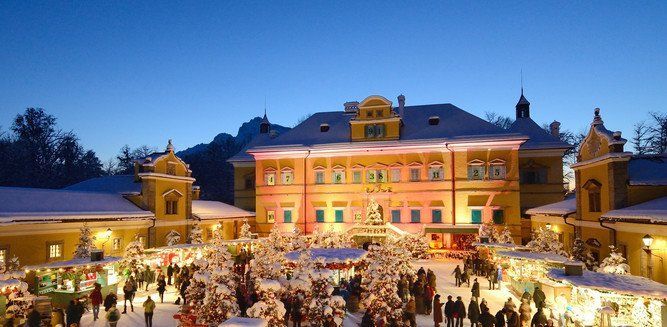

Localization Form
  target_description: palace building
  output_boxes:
[229,93,571,248]
[528,109,667,284]
[0,141,254,267]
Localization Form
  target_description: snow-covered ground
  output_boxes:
[80,259,524,326]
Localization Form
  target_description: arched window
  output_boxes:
[582,179,602,213]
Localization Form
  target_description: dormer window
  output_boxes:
[489,159,506,180]
[366,110,373,118]
[428,116,440,125]
[428,161,444,181]
[467,159,486,180]
[320,124,330,132]
[582,179,602,213]
[314,166,326,184]
[376,109,383,117]
[332,165,345,184]
[281,167,294,185]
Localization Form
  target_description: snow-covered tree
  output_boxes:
[478,221,498,243]
[570,237,596,270]
[189,223,204,244]
[597,246,630,275]
[250,225,286,281]
[310,226,355,249]
[73,225,95,259]
[497,226,514,244]
[197,244,239,325]
[239,218,253,239]
[361,244,405,324]
[165,229,181,246]
[526,227,568,256]
[185,268,208,309]
[0,256,21,274]
[120,235,144,273]
[364,197,384,225]
[307,269,345,326]
[247,279,286,326]
[395,231,429,260]
[284,225,308,252]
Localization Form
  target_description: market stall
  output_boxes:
[284,248,367,285]
[219,317,268,326]
[23,256,120,308]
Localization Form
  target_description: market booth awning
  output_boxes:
[547,268,667,299]
[494,250,576,265]
[219,317,268,326]
[424,224,479,234]
[23,256,121,271]
[284,248,367,265]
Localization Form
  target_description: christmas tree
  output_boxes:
[197,231,239,325]
[307,269,345,326]
[361,244,405,324]
[597,245,630,274]
[285,225,307,252]
[250,225,286,281]
[239,219,253,239]
[165,229,181,246]
[73,224,95,259]
[478,221,498,243]
[497,226,514,244]
[189,222,203,244]
[120,235,144,273]
[570,237,596,269]
[364,197,384,225]
[309,226,355,249]
[247,279,286,326]
[526,227,568,256]
[397,231,429,259]
[185,269,209,309]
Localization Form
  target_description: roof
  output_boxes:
[228,133,275,162]
[64,175,141,194]
[191,200,255,220]
[508,117,571,150]
[547,268,667,299]
[219,317,268,327]
[284,248,367,264]
[628,154,667,186]
[526,194,576,216]
[495,250,576,264]
[24,256,121,271]
[0,187,154,224]
[601,196,667,224]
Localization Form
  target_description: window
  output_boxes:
[281,169,294,185]
[468,165,485,180]
[335,210,344,223]
[112,238,123,251]
[166,200,178,215]
[520,168,547,184]
[316,210,325,223]
[428,116,440,125]
[588,190,601,212]
[374,124,385,137]
[429,166,444,181]
[366,170,377,183]
[47,242,63,260]
[489,165,506,180]
[365,124,376,137]
[375,109,383,117]
[265,172,276,186]
[353,171,362,184]
[390,169,401,182]
[365,124,385,138]
[410,209,421,223]
[244,175,255,189]
[391,210,401,223]
[0,247,7,270]
[138,235,146,247]
[377,169,388,183]
[410,168,421,182]
[267,210,275,223]
[284,210,292,223]
[333,171,345,184]
[320,124,330,132]
[492,210,504,224]
[431,209,442,223]
[366,110,373,118]
[471,209,482,224]
[315,171,325,184]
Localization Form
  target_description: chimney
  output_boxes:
[192,186,201,200]
[343,101,359,114]
[397,94,405,117]
[549,121,561,138]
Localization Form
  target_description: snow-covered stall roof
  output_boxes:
[23,256,121,271]
[64,175,141,194]
[192,200,255,220]
[0,187,154,224]
[525,196,576,216]
[628,154,667,186]
[547,268,667,299]
[601,196,667,224]
[495,250,577,265]
[219,317,268,327]
[0,278,23,290]
[153,243,209,251]
[472,242,526,250]
[285,248,367,264]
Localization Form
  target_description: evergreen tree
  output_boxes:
[361,244,405,324]
[250,225,285,281]
[247,280,286,326]
[73,224,95,259]
[526,227,568,256]
[307,269,345,326]
[189,223,203,244]
[120,235,144,274]
[239,218,253,239]
[597,246,630,274]
[497,226,515,244]
[165,230,181,246]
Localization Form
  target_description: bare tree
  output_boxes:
[647,111,667,154]
[103,157,118,176]
[293,113,312,127]
[631,121,651,155]
[484,111,514,129]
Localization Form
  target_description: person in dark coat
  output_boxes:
[26,306,41,327]
[532,286,546,309]
[433,294,443,327]
[361,309,375,327]
[479,306,496,327]
[489,268,498,290]
[444,295,455,327]
[104,292,118,312]
[468,299,480,327]
[282,294,292,326]
[453,296,466,327]
[531,307,548,327]
[157,276,167,303]
[66,299,84,327]
[89,283,103,321]
[179,278,190,304]
[167,263,174,285]
[495,308,507,327]
[291,295,303,327]
[506,307,520,327]
[471,278,480,302]
[452,265,462,287]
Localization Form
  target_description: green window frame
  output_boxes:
[334,210,344,223]
[315,209,325,223]
[284,210,292,223]
[471,209,482,224]
[411,209,421,223]
[492,209,504,224]
[432,209,442,223]
[391,210,401,223]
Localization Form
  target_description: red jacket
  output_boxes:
[90,289,103,305]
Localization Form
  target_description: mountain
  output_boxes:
[176,117,290,204]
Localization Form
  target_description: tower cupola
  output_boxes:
[259,112,271,134]
[515,89,531,119]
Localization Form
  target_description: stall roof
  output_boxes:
[495,250,578,264]
[152,243,209,251]
[192,200,255,220]
[547,268,667,299]
[24,256,121,270]
[472,242,526,250]
[285,248,367,264]
[219,317,268,327]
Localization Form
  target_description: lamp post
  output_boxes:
[101,228,112,255]
[642,234,653,280]
[545,223,552,231]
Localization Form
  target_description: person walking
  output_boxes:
[433,294,443,327]
[291,294,303,327]
[66,299,84,327]
[452,265,462,287]
[104,291,118,312]
[506,306,520,327]
[157,275,167,303]
[427,269,437,290]
[532,286,546,309]
[490,267,498,290]
[453,296,466,327]
[143,295,156,327]
[468,299,480,327]
[531,307,548,327]
[519,298,531,327]
[404,296,416,327]
[479,306,496,327]
[167,263,174,285]
[179,277,190,304]
[26,305,41,327]
[144,264,154,291]
[122,279,135,313]
[444,295,454,327]
[495,308,507,327]
[496,266,503,290]
[89,283,103,321]
[106,304,121,327]
[471,278,480,302]
[361,309,375,327]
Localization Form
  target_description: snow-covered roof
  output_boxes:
[472,242,526,250]
[628,154,667,186]
[508,117,571,150]
[285,248,367,264]
[23,256,121,270]
[192,200,255,220]
[0,187,154,224]
[64,175,141,194]
[525,196,576,216]
[219,317,268,327]
[601,196,667,224]
[547,268,667,299]
[152,243,209,251]
[495,250,576,264]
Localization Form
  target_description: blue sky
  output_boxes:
[1,1,666,161]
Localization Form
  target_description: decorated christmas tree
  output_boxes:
[526,227,568,256]
[397,231,429,259]
[597,245,630,274]
[497,226,515,244]
[307,269,345,326]
[250,225,286,281]
[73,224,96,259]
[309,226,355,249]
[361,244,405,324]
[478,221,498,243]
[285,225,308,252]
[247,279,286,326]
[364,197,384,225]
[165,229,181,246]
[120,235,144,273]
[239,218,253,239]
[570,237,596,269]
[185,269,209,309]
[197,230,239,325]
[189,222,203,244]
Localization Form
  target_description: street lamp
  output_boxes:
[545,223,552,230]
[642,234,654,248]
[101,228,112,254]
[642,234,654,280]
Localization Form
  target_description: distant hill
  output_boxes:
[177,117,290,204]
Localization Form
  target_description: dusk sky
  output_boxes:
[1,1,666,161]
